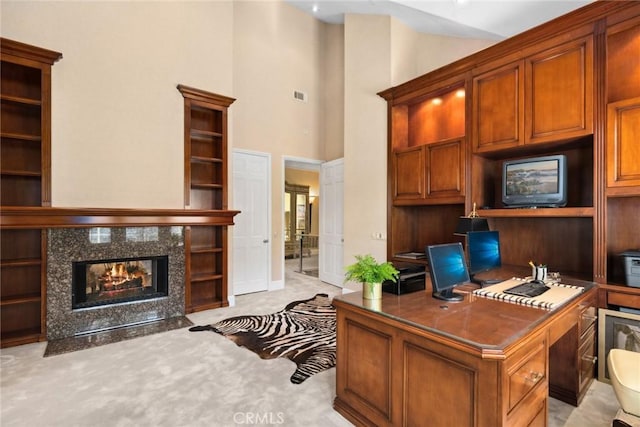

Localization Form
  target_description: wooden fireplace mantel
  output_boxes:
[0,206,241,229]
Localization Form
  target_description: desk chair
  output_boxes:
[608,349,640,427]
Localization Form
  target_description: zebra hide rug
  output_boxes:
[189,293,336,384]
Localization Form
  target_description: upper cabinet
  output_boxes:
[472,34,593,153]
[606,97,640,194]
[390,85,466,205]
[472,62,523,152]
[606,14,640,196]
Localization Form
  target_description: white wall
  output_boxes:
[231,1,327,284]
[1,1,234,209]
[343,14,392,286]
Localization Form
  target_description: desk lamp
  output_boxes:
[454,203,489,236]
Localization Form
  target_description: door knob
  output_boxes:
[263,239,269,243]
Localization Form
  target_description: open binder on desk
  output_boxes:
[473,278,584,310]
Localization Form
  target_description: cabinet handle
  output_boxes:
[581,314,597,321]
[525,371,544,384]
[582,355,597,364]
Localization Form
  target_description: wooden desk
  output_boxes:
[332,280,596,427]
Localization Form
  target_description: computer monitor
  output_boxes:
[425,242,469,302]
[467,230,502,277]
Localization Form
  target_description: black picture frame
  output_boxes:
[598,308,640,383]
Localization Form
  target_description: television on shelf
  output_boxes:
[502,154,568,208]
[425,242,469,302]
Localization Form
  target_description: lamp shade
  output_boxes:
[454,217,489,236]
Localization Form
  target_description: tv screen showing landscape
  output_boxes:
[505,159,559,196]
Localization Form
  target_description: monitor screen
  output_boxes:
[425,243,469,302]
[505,158,559,195]
[467,231,501,275]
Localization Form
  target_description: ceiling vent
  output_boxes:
[294,90,307,102]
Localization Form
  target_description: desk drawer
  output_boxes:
[579,328,596,392]
[607,291,640,310]
[506,335,547,412]
[579,295,597,336]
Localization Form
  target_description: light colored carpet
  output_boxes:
[0,259,620,426]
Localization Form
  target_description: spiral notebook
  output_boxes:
[472,278,585,310]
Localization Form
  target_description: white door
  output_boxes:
[232,150,270,295]
[319,158,344,286]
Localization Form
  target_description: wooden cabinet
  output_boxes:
[378,5,640,415]
[605,11,640,286]
[504,334,548,427]
[472,35,593,153]
[332,289,598,427]
[0,38,61,348]
[393,138,465,204]
[178,85,235,312]
[383,84,467,261]
[392,146,424,201]
[606,97,640,193]
[549,293,597,406]
[525,36,593,145]
[472,61,524,152]
[1,38,61,208]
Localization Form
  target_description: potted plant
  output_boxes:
[345,254,399,300]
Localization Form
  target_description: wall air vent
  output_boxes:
[294,90,307,102]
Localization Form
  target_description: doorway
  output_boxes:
[284,158,321,279]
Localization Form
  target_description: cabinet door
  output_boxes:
[472,61,524,153]
[607,97,640,194]
[393,146,425,202]
[426,138,465,201]
[526,36,593,144]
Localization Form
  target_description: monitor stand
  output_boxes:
[470,275,503,288]
[433,288,464,302]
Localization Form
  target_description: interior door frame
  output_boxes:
[282,156,323,284]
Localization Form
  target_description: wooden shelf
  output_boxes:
[477,207,594,218]
[0,206,240,229]
[191,129,223,139]
[1,170,41,177]
[191,183,223,189]
[191,156,223,164]
[0,294,41,306]
[190,273,224,283]
[0,258,41,267]
[1,38,61,348]
[1,132,41,142]
[179,84,235,313]
[190,247,223,254]
[1,94,41,106]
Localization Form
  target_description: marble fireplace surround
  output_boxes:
[47,227,185,340]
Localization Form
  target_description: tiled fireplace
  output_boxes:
[46,226,185,340]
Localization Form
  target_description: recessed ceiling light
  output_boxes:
[312,4,319,13]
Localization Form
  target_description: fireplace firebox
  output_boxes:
[72,256,169,309]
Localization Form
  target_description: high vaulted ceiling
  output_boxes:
[286,0,595,40]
